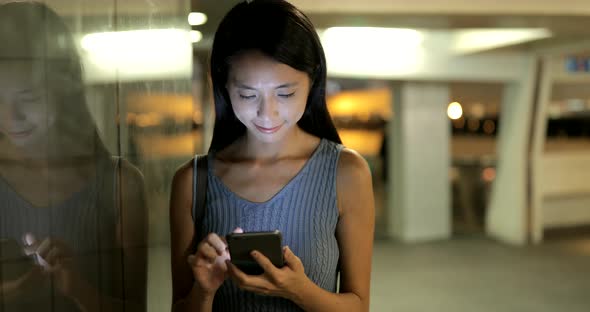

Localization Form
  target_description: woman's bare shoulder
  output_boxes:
[169,158,197,214]
[172,158,194,183]
[118,158,144,184]
[337,148,371,181]
[336,148,373,214]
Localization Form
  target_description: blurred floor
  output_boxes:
[147,235,590,312]
[370,236,590,312]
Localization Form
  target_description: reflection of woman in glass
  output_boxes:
[0,2,147,311]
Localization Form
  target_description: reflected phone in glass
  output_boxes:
[226,230,284,275]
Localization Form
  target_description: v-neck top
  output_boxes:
[201,138,344,312]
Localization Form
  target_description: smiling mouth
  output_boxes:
[6,128,35,138]
[254,124,283,134]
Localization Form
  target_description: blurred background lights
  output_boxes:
[321,27,424,76]
[80,29,192,82]
[452,28,552,54]
[482,167,496,182]
[188,12,207,26]
[447,102,463,120]
[467,119,480,132]
[483,120,496,134]
[323,27,424,48]
[81,29,193,54]
[189,30,202,43]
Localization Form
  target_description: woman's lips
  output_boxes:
[254,124,283,134]
[7,128,34,138]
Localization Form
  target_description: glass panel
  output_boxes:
[0,1,191,311]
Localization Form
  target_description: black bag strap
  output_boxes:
[192,154,209,243]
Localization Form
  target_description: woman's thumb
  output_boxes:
[23,232,37,246]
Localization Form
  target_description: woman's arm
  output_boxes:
[169,160,219,312]
[114,160,149,311]
[295,148,375,311]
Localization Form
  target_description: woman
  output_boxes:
[0,2,147,311]
[170,0,375,311]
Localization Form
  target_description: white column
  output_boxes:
[485,57,537,245]
[530,56,553,244]
[388,82,451,242]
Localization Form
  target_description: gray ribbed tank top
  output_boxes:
[201,138,343,311]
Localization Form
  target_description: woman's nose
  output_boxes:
[0,100,26,122]
[257,96,279,119]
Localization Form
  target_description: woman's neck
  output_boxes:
[0,136,103,169]
[240,126,307,161]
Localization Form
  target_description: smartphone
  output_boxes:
[0,238,36,281]
[226,230,284,275]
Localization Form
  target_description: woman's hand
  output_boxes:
[189,228,243,297]
[25,235,85,300]
[226,246,310,302]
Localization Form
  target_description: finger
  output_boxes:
[35,253,51,271]
[197,242,218,263]
[45,247,60,266]
[35,238,53,259]
[226,261,272,294]
[23,244,36,257]
[206,233,226,255]
[283,246,302,270]
[188,254,213,269]
[226,260,256,286]
[221,227,243,245]
[225,260,246,281]
[250,250,278,275]
[22,233,36,246]
[213,255,229,272]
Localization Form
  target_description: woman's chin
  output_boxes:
[8,132,46,154]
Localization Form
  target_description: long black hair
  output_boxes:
[208,0,341,152]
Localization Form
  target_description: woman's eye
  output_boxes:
[239,94,256,100]
[278,92,295,98]
[19,96,42,103]
[18,92,43,102]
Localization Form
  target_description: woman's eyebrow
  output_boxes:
[234,83,257,90]
[274,82,298,89]
[18,84,44,94]
[18,88,37,94]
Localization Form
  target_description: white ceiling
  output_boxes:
[292,0,590,15]
[15,0,590,17]
[9,0,590,54]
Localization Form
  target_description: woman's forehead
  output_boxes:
[0,60,44,75]
[0,61,46,89]
[228,52,308,85]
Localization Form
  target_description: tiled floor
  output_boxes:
[148,236,590,311]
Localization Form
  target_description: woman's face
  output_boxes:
[226,51,311,144]
[0,61,55,149]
